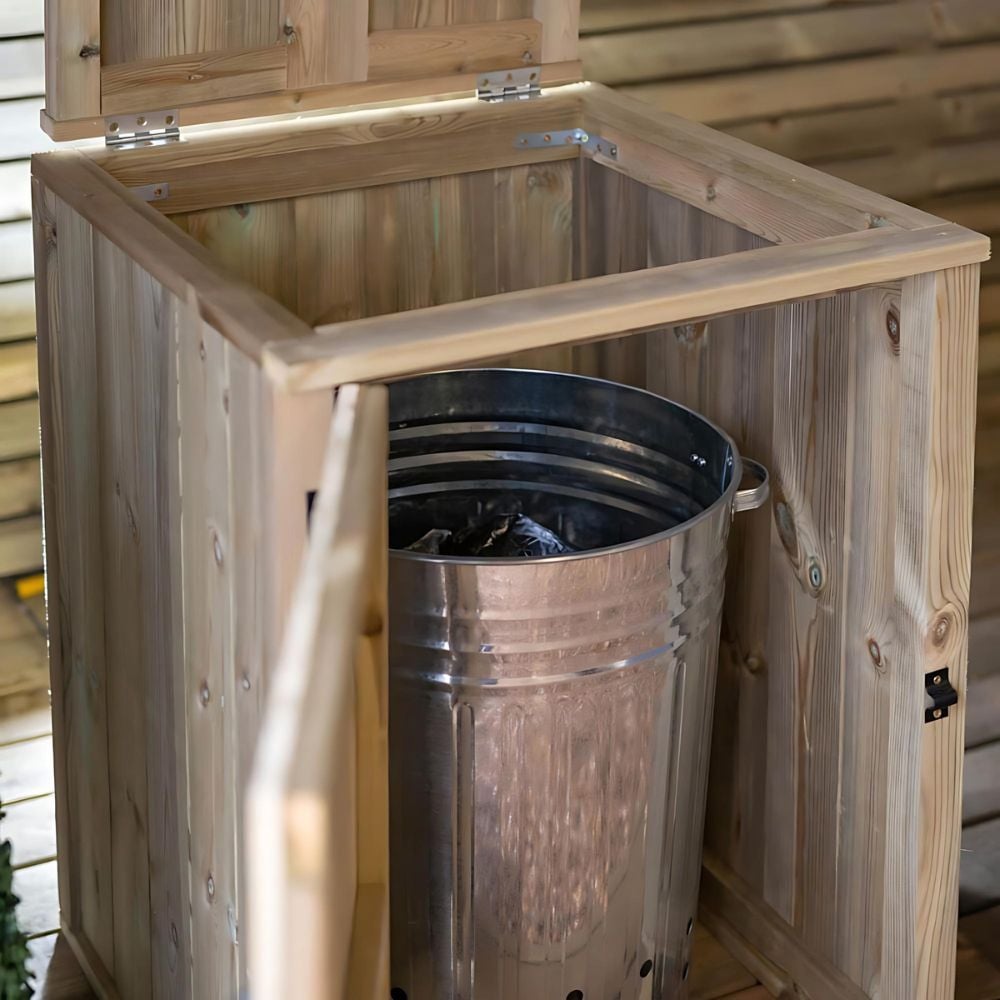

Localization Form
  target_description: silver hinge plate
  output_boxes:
[477,68,541,102]
[105,110,180,150]
[515,128,619,160]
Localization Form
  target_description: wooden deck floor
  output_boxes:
[0,579,997,999]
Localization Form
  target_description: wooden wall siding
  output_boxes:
[0,17,46,579]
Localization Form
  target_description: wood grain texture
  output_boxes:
[94,91,583,216]
[903,266,979,1000]
[101,45,288,115]
[581,85,941,241]
[368,20,541,79]
[266,222,989,392]
[42,63,584,140]
[32,153,312,360]
[176,162,578,343]
[248,383,389,1000]
[31,181,114,979]
[178,314,238,999]
[100,0,282,65]
[92,234,189,1000]
[285,0,368,88]
[43,0,100,119]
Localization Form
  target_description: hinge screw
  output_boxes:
[933,708,943,720]
[933,673,943,685]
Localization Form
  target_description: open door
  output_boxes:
[247,383,389,1000]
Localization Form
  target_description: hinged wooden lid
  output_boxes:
[42,0,582,141]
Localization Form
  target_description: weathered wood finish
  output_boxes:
[33,78,985,1000]
[42,0,582,136]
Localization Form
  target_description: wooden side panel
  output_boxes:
[92,233,189,1000]
[32,181,114,974]
[174,163,578,341]
[624,184,972,999]
[178,313,238,999]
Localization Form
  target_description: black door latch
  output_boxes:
[925,667,959,723]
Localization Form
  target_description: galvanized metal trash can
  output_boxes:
[386,370,769,1000]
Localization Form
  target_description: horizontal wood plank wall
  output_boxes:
[0,16,45,578]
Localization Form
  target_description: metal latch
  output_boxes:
[105,110,180,150]
[514,128,619,160]
[925,667,959,723]
[477,68,541,102]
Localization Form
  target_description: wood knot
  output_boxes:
[198,339,206,360]
[199,681,210,706]
[867,637,885,672]
[79,43,100,59]
[206,874,216,901]
[743,653,765,675]
[806,557,823,595]
[773,491,799,562]
[886,308,900,353]
[930,612,952,648]
[705,183,718,202]
[212,529,224,567]
[283,21,297,42]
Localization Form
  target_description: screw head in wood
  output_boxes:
[200,682,210,706]
[206,874,215,899]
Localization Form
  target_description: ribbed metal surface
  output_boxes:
[387,371,743,1000]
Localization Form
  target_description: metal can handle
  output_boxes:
[734,458,770,513]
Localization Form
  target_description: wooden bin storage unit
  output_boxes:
[33,2,987,998]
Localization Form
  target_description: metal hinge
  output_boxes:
[105,109,181,150]
[514,127,619,160]
[925,667,959,723]
[477,68,541,102]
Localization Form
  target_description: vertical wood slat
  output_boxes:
[284,0,368,89]
[43,0,100,119]
[534,0,578,63]
[835,282,901,987]
[886,265,979,1000]
[572,160,648,384]
[179,312,239,999]
[91,233,190,1000]
[31,181,115,973]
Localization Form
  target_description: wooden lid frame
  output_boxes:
[42,0,582,140]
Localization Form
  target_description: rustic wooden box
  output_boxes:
[33,2,988,998]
